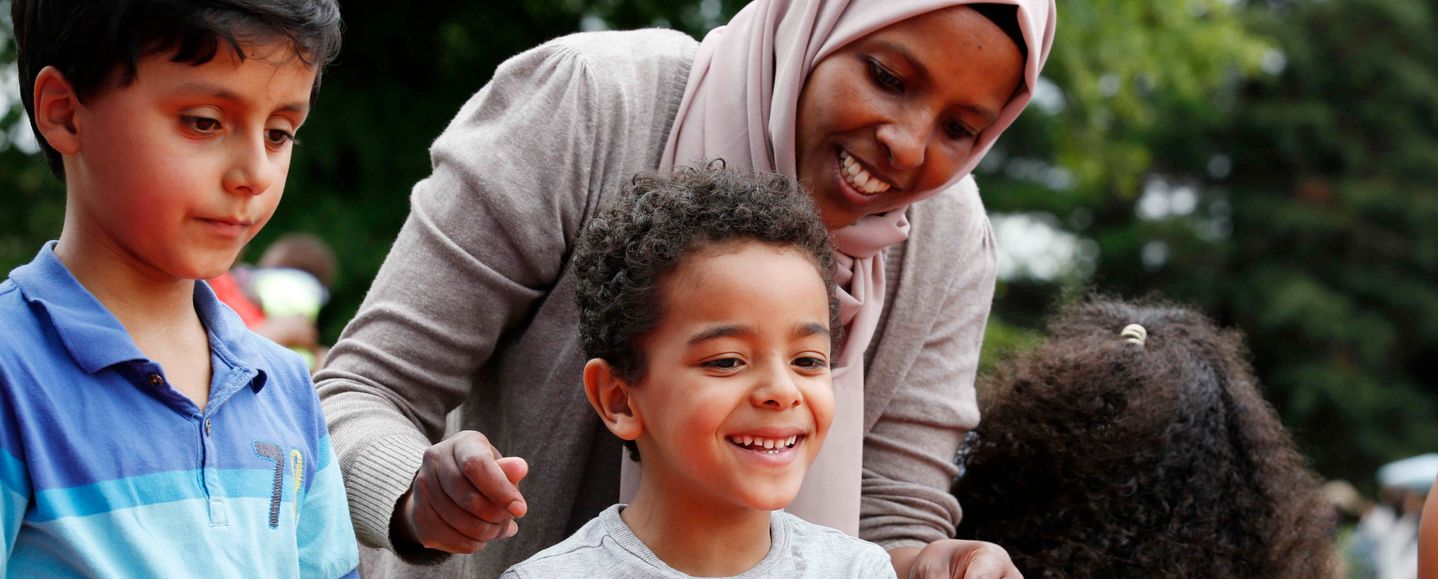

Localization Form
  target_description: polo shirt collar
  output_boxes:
[195,272,271,393]
[10,242,270,392]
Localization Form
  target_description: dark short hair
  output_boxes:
[259,232,338,288]
[952,297,1334,577]
[571,163,841,460]
[12,0,343,179]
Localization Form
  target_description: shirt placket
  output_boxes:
[134,362,224,524]
[200,363,257,527]
[135,360,254,527]
[201,411,227,526]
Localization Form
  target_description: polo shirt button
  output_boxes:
[147,373,164,386]
[205,419,213,436]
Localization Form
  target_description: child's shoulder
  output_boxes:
[502,505,642,578]
[227,326,316,398]
[0,274,61,376]
[203,293,325,431]
[775,512,898,578]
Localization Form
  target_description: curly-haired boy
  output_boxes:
[502,165,894,577]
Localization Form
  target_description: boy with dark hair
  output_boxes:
[0,0,356,576]
[502,165,895,578]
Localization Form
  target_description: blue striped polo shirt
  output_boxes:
[0,243,359,577]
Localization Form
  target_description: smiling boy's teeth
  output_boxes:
[729,434,805,450]
[838,150,891,194]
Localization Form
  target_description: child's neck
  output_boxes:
[56,229,213,410]
[622,475,775,577]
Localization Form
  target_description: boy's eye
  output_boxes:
[182,116,222,134]
[702,358,743,370]
[793,356,829,370]
[868,59,904,93]
[266,129,297,147]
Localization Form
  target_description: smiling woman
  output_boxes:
[795,7,1025,230]
[316,1,1056,577]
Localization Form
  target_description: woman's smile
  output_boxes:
[795,5,1025,229]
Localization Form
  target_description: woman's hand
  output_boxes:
[890,539,1022,579]
[392,430,529,553]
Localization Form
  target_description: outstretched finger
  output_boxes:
[454,440,527,519]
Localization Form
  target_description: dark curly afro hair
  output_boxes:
[953,297,1333,578]
[572,160,840,383]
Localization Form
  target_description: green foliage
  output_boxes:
[983,0,1438,485]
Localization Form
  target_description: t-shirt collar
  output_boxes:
[9,241,270,391]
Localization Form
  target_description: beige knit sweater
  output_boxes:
[316,28,996,578]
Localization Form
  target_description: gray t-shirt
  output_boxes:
[501,505,897,578]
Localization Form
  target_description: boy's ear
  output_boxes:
[583,358,643,442]
[33,66,81,155]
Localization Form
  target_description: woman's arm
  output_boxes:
[861,182,995,549]
[314,39,607,556]
[858,183,1017,577]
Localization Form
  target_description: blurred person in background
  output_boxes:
[1420,477,1437,579]
[1326,479,1371,578]
[1351,454,1438,579]
[214,233,337,372]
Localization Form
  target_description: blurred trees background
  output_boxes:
[2,0,1434,489]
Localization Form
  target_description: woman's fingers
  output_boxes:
[405,476,485,553]
[417,463,509,543]
[907,539,1020,579]
[950,541,1019,579]
[402,431,528,553]
[452,434,527,519]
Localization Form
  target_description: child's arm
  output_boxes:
[1,374,30,573]
[296,393,360,578]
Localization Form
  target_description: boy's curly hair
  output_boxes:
[954,297,1333,578]
[573,163,841,388]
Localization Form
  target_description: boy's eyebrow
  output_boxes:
[795,322,830,338]
[172,81,309,114]
[686,322,830,345]
[687,324,752,345]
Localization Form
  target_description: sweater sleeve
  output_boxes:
[314,38,611,555]
[859,191,997,549]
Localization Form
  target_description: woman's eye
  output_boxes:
[182,116,221,134]
[702,358,743,370]
[868,59,904,93]
[793,356,829,370]
[266,128,297,147]
[944,119,977,140]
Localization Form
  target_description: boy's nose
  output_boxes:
[751,363,803,410]
[222,136,278,196]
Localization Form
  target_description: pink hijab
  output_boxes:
[642,0,1056,534]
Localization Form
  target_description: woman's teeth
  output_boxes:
[727,435,800,454]
[840,150,891,195]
